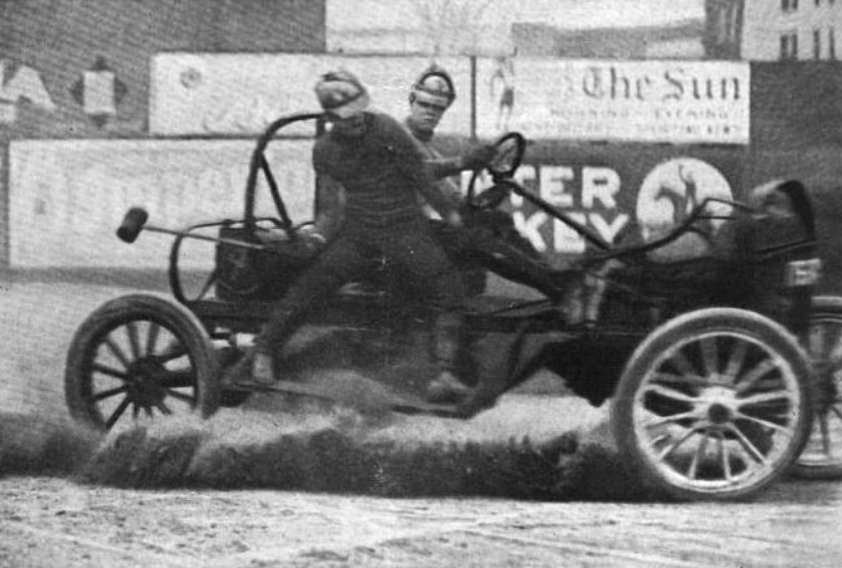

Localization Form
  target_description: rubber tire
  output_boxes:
[792,295,842,479]
[65,293,220,431]
[610,307,813,501]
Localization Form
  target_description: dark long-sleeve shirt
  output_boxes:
[312,112,458,230]
[404,117,464,219]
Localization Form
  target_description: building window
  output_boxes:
[830,27,837,59]
[782,0,799,11]
[713,4,739,43]
[814,29,822,58]
[780,31,799,59]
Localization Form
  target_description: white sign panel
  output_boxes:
[151,54,471,136]
[475,58,750,144]
[9,139,315,268]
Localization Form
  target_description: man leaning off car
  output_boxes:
[225,68,474,404]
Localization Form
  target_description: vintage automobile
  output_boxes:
[64,112,835,501]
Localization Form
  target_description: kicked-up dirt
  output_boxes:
[2,281,842,567]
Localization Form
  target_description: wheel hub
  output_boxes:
[707,403,731,425]
[126,358,167,407]
[699,386,737,425]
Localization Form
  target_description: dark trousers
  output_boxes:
[433,214,564,301]
[255,220,466,372]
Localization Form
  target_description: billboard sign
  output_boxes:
[459,144,743,266]
[9,139,314,268]
[475,58,749,144]
[8,140,743,271]
[152,54,750,145]
[150,54,471,136]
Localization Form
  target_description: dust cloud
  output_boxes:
[1,282,651,501]
[0,373,651,501]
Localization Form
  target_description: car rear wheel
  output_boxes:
[65,293,220,431]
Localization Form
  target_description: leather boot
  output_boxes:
[426,370,470,403]
[221,349,275,388]
[426,312,470,403]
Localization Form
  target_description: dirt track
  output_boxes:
[2,281,842,567]
[1,476,841,567]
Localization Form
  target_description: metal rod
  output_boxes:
[143,225,267,251]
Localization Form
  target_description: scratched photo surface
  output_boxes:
[2,1,842,566]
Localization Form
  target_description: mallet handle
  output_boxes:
[143,225,268,251]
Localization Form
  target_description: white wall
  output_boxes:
[645,38,705,59]
[150,54,471,136]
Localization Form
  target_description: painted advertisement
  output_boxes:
[0,59,57,124]
[475,58,750,144]
[9,140,315,268]
[8,137,741,271]
[460,145,743,267]
[150,54,471,136]
[152,55,749,144]
[0,53,142,137]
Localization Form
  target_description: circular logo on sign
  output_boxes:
[636,157,733,259]
[180,67,203,90]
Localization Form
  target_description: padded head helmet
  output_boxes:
[410,64,455,108]
[314,68,370,119]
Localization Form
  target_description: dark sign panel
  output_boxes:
[461,142,746,265]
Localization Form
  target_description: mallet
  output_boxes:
[116,207,268,250]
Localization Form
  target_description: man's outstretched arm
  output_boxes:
[425,144,497,179]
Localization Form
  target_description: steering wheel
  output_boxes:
[466,132,526,211]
